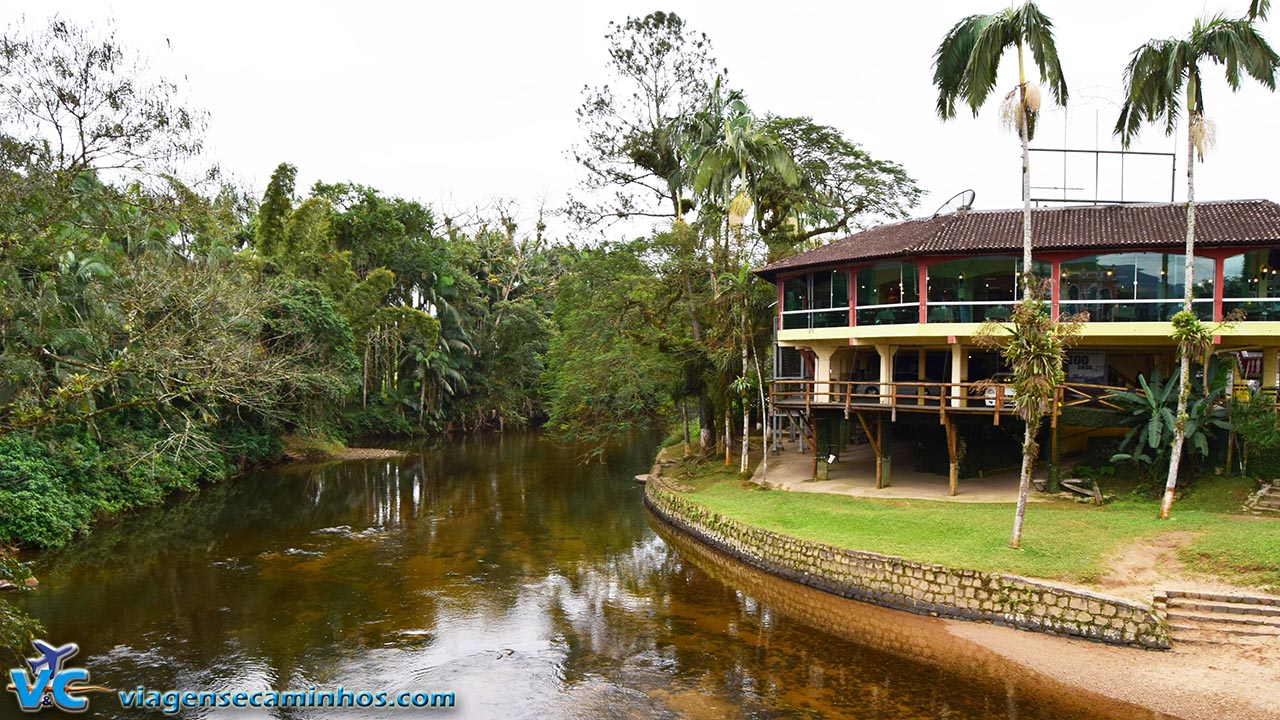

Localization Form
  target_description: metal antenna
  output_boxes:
[930,189,976,218]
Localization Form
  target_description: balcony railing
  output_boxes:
[770,379,1129,418]
[780,308,850,330]
[1058,298,1213,322]
[1223,299,1280,321]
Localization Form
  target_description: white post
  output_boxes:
[950,344,968,408]
[876,344,896,406]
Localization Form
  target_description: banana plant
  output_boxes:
[1110,365,1231,488]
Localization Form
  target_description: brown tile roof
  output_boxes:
[755,200,1280,280]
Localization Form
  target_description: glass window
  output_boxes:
[856,261,918,325]
[1223,249,1280,321]
[780,270,851,329]
[1059,252,1213,322]
[783,276,808,312]
[832,270,849,309]
[1223,249,1280,299]
[924,257,1048,322]
[857,262,917,307]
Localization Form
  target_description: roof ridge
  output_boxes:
[754,198,1280,279]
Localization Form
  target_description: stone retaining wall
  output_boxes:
[645,476,1170,649]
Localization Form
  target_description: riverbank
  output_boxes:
[650,504,1280,720]
[948,614,1280,720]
[645,447,1280,719]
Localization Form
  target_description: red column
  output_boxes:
[1213,256,1225,322]
[777,280,784,330]
[918,263,928,324]
[1050,259,1061,320]
[848,268,856,327]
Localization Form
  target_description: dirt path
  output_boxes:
[1095,529,1255,602]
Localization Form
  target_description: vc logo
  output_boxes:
[5,640,103,713]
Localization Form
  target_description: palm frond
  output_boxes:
[933,14,989,119]
[1196,17,1279,91]
[963,9,1017,116]
[1114,39,1183,145]
[1018,1,1068,105]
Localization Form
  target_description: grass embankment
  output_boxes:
[664,454,1279,591]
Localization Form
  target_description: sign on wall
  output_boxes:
[1067,351,1107,384]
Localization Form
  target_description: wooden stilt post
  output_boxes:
[946,413,958,497]
[879,415,893,489]
[875,415,884,489]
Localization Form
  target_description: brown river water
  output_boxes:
[12,432,1170,719]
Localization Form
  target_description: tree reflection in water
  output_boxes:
[17,433,1163,719]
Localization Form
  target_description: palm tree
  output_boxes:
[932,1,1068,550]
[689,87,796,469]
[1115,5,1279,520]
[933,1,1067,292]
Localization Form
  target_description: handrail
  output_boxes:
[769,379,1134,412]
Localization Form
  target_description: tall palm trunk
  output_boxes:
[685,277,713,452]
[1010,44,1034,549]
[752,342,769,483]
[740,319,750,473]
[1161,102,1199,520]
[681,399,692,458]
[1010,422,1035,547]
[724,406,732,466]
[1018,44,1033,293]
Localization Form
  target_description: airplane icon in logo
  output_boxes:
[26,641,78,676]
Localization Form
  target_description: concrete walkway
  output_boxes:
[752,438,1038,503]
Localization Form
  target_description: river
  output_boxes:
[13,432,1166,719]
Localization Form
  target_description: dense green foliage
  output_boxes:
[0,12,923,656]
[1110,366,1231,484]
[551,12,920,459]
[1231,389,1280,476]
[0,19,565,556]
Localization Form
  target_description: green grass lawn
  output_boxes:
[667,458,1280,591]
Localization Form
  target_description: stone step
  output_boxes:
[1168,627,1250,644]
[1164,589,1280,607]
[1166,609,1280,628]
[1166,598,1280,618]
[1169,621,1280,638]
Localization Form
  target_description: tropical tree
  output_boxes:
[975,282,1083,548]
[755,116,921,255]
[688,88,797,467]
[932,1,1067,290]
[933,1,1068,549]
[1115,3,1279,519]
[569,11,719,228]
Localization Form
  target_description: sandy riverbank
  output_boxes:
[333,447,410,460]
[954,531,1280,720]
[949,619,1280,720]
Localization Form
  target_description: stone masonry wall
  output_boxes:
[645,477,1170,649]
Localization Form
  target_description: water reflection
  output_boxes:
[16,433,1169,719]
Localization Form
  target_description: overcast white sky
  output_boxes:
[11,1,1280,241]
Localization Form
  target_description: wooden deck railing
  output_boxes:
[769,379,1131,416]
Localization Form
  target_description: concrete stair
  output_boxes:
[1251,484,1280,514]
[1156,590,1280,644]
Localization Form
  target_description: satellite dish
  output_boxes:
[931,189,976,218]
